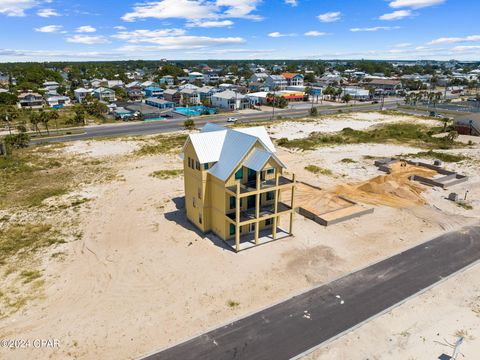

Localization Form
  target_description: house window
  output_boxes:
[193,197,196,208]
[204,163,209,170]
[199,213,203,224]
[235,168,243,180]
[229,224,235,236]
[229,196,236,209]
[267,168,275,174]
[196,161,200,171]
[266,191,275,201]
[198,188,202,199]
[188,157,191,168]
[265,219,272,226]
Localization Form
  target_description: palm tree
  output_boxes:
[30,111,42,135]
[49,110,60,133]
[38,109,50,135]
[1,105,18,135]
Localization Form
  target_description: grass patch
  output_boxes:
[457,202,473,210]
[19,270,42,284]
[227,300,240,308]
[340,158,357,163]
[0,223,62,264]
[277,123,460,151]
[150,169,183,179]
[134,134,188,156]
[404,150,469,163]
[304,165,333,176]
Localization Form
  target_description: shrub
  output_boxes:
[309,107,318,117]
[184,119,195,129]
[4,133,30,149]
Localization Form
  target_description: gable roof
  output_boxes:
[281,72,302,79]
[182,123,284,182]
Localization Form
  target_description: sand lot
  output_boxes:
[0,112,479,359]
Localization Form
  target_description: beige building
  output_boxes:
[181,123,295,252]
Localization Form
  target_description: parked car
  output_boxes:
[227,117,238,123]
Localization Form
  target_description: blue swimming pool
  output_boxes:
[144,117,167,121]
[174,106,216,116]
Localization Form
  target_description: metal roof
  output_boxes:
[243,148,272,172]
[183,123,283,181]
[188,130,227,164]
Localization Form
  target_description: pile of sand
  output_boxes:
[333,164,438,208]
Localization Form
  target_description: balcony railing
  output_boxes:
[226,202,292,223]
[227,175,294,195]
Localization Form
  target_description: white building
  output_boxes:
[211,90,249,110]
[74,88,92,103]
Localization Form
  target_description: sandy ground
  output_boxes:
[0,113,479,359]
[268,112,439,140]
[304,262,480,360]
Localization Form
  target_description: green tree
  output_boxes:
[0,105,19,134]
[342,94,352,104]
[0,92,18,105]
[184,119,195,129]
[29,111,42,134]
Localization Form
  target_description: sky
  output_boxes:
[0,0,479,62]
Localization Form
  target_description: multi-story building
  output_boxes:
[93,87,116,102]
[211,90,249,110]
[163,88,182,104]
[264,75,288,91]
[281,72,304,87]
[74,88,92,103]
[182,123,296,252]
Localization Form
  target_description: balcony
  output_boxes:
[227,175,294,195]
[226,202,292,223]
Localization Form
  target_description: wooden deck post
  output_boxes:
[235,183,240,252]
[254,171,260,244]
[289,174,296,235]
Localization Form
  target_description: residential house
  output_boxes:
[281,73,304,87]
[74,88,92,103]
[342,87,370,101]
[93,87,116,102]
[180,88,201,105]
[160,75,174,86]
[42,81,60,91]
[250,73,269,83]
[264,75,287,91]
[144,86,163,98]
[107,80,124,88]
[18,92,43,108]
[204,73,220,84]
[145,97,175,109]
[364,78,402,95]
[163,88,182,104]
[127,88,144,101]
[211,90,249,110]
[188,72,204,84]
[197,86,218,105]
[46,95,71,108]
[181,123,295,251]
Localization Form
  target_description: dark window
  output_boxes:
[196,161,200,170]
[188,157,191,168]
[229,224,235,236]
[266,191,275,201]
[229,196,236,209]
[267,168,275,174]
[199,213,202,224]
[204,163,209,170]
[235,168,243,180]
[265,219,272,226]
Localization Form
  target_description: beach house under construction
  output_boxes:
[181,123,296,251]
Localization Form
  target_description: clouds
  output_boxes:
[317,11,341,23]
[122,0,261,23]
[350,26,400,32]
[389,0,445,9]
[37,8,60,17]
[284,0,298,6]
[268,32,295,38]
[66,35,110,44]
[428,35,480,45]
[0,0,37,16]
[186,20,233,28]
[75,25,97,33]
[379,10,412,20]
[112,28,244,51]
[304,31,326,37]
[34,25,63,33]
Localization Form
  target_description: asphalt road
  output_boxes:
[30,101,399,143]
[144,224,480,360]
